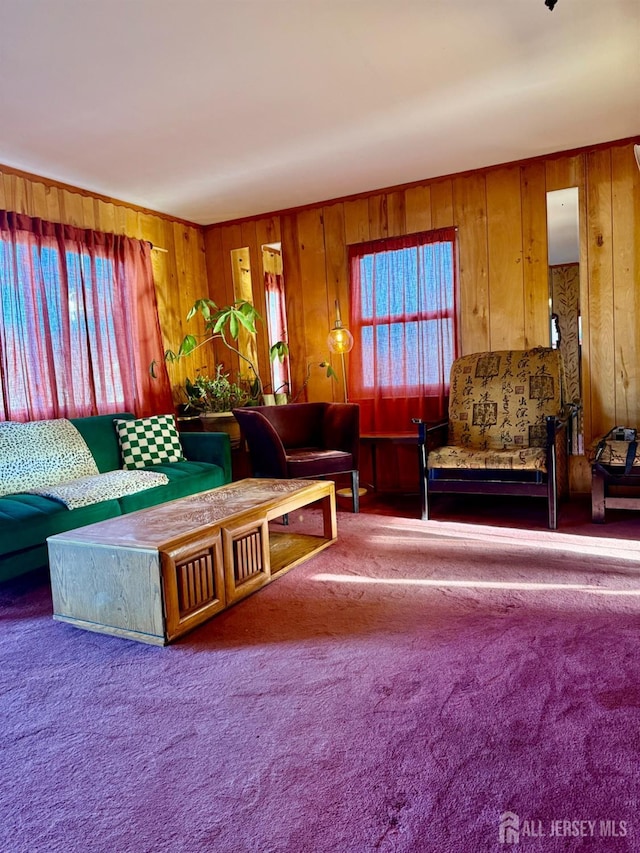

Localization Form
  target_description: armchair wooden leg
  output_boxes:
[418,439,430,521]
[547,445,558,529]
[421,477,430,521]
[548,487,558,530]
[351,470,360,513]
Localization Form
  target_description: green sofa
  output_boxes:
[0,413,232,583]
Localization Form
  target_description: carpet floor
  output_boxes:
[1,505,640,852]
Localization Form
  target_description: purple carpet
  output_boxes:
[2,505,640,852]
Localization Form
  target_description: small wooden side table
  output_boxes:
[592,462,640,522]
[360,432,420,492]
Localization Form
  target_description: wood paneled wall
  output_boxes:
[0,166,208,399]
[3,137,637,494]
[204,139,640,490]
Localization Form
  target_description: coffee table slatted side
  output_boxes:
[161,532,226,641]
[223,517,271,605]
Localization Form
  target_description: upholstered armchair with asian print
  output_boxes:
[415,347,576,529]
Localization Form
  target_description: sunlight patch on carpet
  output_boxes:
[312,572,640,596]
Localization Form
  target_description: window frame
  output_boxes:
[348,227,460,401]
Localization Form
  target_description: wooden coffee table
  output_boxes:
[48,478,336,645]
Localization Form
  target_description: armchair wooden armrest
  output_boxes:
[412,418,449,446]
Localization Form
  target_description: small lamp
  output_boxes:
[327,300,365,502]
[327,300,354,403]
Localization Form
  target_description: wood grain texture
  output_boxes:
[431,180,454,229]
[586,148,615,438]
[486,167,525,349]
[323,203,348,402]
[49,541,165,640]
[520,161,549,348]
[452,173,489,354]
[404,185,432,234]
[612,145,640,428]
[296,208,332,401]
[343,197,370,245]
[368,193,388,241]
[387,190,406,237]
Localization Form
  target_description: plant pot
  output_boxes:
[199,412,241,448]
[275,393,288,405]
[262,394,276,406]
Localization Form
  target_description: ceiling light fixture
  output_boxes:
[545,0,558,9]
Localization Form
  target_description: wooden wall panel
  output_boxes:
[296,209,333,402]
[344,198,370,244]
[387,190,406,237]
[486,167,525,349]
[452,173,489,354]
[368,194,388,241]
[586,148,615,439]
[430,180,454,229]
[323,203,348,402]
[404,185,432,234]
[520,161,549,348]
[611,145,640,428]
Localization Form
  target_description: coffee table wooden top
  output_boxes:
[48,478,332,550]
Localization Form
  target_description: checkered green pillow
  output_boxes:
[114,414,185,470]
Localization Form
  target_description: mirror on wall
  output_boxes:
[229,243,291,397]
[546,186,582,452]
[261,242,291,397]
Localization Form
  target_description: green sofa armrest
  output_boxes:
[180,431,232,483]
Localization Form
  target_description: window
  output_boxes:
[0,211,172,421]
[348,228,459,432]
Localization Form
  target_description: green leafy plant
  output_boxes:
[152,298,288,402]
[183,365,251,414]
[289,361,338,403]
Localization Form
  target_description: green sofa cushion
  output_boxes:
[69,412,134,473]
[0,493,122,558]
[116,460,227,514]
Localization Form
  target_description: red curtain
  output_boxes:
[348,228,458,433]
[0,210,173,421]
[264,271,291,395]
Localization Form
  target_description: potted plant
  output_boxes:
[153,298,338,410]
[154,298,288,405]
[183,365,251,414]
[180,364,252,446]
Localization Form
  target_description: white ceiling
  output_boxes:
[1,0,639,226]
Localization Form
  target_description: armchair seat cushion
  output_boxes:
[285,449,354,478]
[427,445,547,472]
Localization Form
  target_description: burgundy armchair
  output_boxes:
[233,402,360,512]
